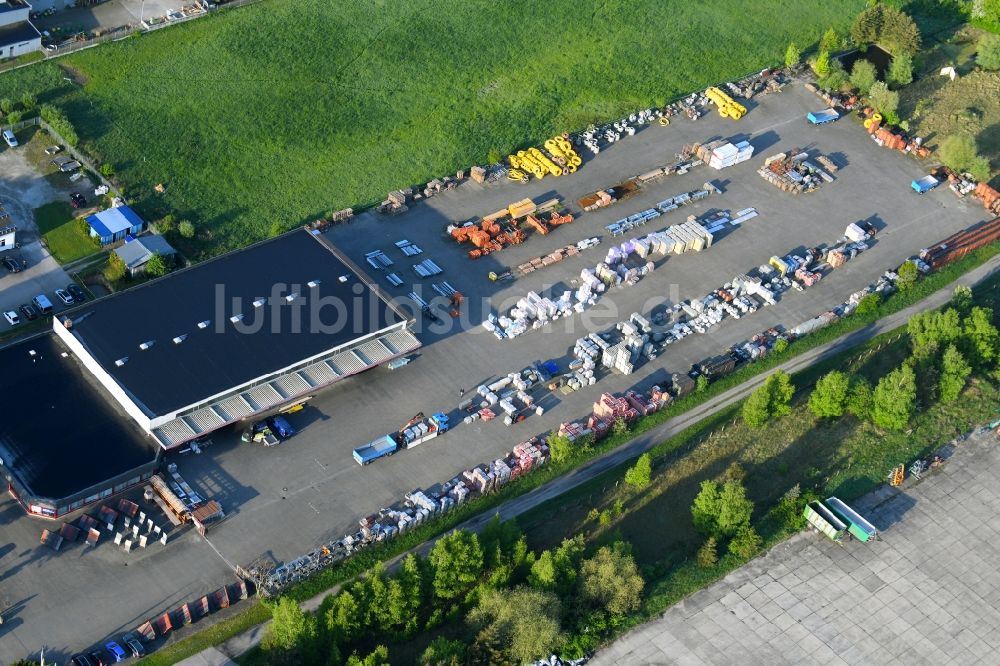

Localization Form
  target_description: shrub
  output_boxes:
[819,60,848,91]
[887,52,913,88]
[157,214,177,233]
[5,110,22,124]
[20,92,36,110]
[144,252,169,278]
[727,524,763,559]
[939,134,990,181]
[696,537,718,568]
[40,104,78,146]
[855,292,880,315]
[868,81,899,118]
[178,220,195,238]
[0,98,12,114]
[99,163,115,177]
[978,33,1000,71]
[696,375,709,393]
[784,42,800,68]
[896,260,918,290]
[104,253,127,282]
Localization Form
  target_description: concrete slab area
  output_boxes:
[591,430,1000,665]
[0,79,990,662]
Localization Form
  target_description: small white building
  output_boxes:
[0,224,15,252]
[0,1,41,60]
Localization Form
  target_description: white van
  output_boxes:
[32,294,53,314]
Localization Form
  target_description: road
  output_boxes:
[194,249,1000,664]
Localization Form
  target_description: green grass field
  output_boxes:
[0,0,862,258]
[34,201,100,263]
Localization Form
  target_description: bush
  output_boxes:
[5,110,22,124]
[727,524,763,559]
[871,364,917,430]
[0,98,12,114]
[624,452,652,489]
[846,377,873,419]
[868,81,899,118]
[696,537,718,568]
[547,433,572,464]
[819,60,848,91]
[850,59,877,95]
[40,104,78,146]
[978,33,1000,71]
[20,92,36,111]
[896,260,918,290]
[145,252,169,278]
[178,220,196,238]
[855,292,880,315]
[696,375,709,393]
[808,370,850,418]
[99,163,115,177]
[157,214,177,233]
[939,134,990,181]
[104,253,127,282]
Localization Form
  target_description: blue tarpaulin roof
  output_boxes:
[86,206,145,238]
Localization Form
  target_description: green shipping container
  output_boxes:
[826,496,878,543]
[803,500,847,542]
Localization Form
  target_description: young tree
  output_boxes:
[846,377,873,419]
[872,365,917,430]
[178,220,196,238]
[785,42,801,68]
[896,260,918,290]
[939,344,972,403]
[850,59,878,95]
[325,589,364,643]
[728,524,763,559]
[978,33,1000,71]
[851,5,881,47]
[908,308,962,357]
[961,306,999,370]
[773,338,789,354]
[880,6,920,54]
[346,645,390,666]
[624,452,652,489]
[952,285,974,317]
[529,534,584,596]
[429,530,484,600]
[0,98,12,114]
[420,637,465,666]
[468,587,565,664]
[887,52,913,88]
[692,480,721,535]
[855,292,881,316]
[939,134,979,172]
[820,27,839,53]
[819,60,849,91]
[697,537,718,568]
[696,374,710,393]
[547,433,573,464]
[742,380,773,427]
[813,50,831,77]
[157,213,177,233]
[579,545,644,615]
[612,416,629,436]
[265,596,310,652]
[868,81,899,118]
[716,479,754,537]
[144,252,169,278]
[769,370,794,417]
[20,92,36,110]
[809,370,850,418]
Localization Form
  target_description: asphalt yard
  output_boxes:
[591,429,1000,665]
[0,79,988,662]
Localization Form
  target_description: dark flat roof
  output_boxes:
[67,230,404,416]
[0,21,40,47]
[0,334,157,499]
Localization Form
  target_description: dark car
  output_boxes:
[71,655,95,666]
[67,283,87,303]
[70,192,87,208]
[3,255,21,272]
[18,303,38,321]
[87,651,107,666]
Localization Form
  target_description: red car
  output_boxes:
[70,192,87,209]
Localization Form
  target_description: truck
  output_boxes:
[911,175,939,194]
[352,412,450,465]
[806,109,840,125]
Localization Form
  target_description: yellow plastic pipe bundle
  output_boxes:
[544,135,583,174]
[528,147,563,177]
[706,86,746,120]
[510,151,547,179]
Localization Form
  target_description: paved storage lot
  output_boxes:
[0,80,989,662]
[174,80,986,569]
[591,430,1000,665]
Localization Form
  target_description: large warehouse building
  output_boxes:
[1,230,418,517]
[55,229,419,448]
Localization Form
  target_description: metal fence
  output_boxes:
[0,0,264,75]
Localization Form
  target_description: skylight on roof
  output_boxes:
[139,340,155,350]
[230,314,244,323]
[173,334,187,344]
[198,320,211,329]
[307,280,320,288]
[253,298,266,308]
[115,357,128,367]
[285,292,299,302]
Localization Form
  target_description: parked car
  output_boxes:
[3,310,20,326]
[70,192,87,208]
[45,144,62,155]
[32,294,54,314]
[55,288,74,306]
[87,651,107,666]
[2,129,17,148]
[124,638,145,658]
[19,303,38,321]
[71,655,95,666]
[104,641,127,663]
[267,414,295,438]
[3,255,21,272]
[67,283,87,302]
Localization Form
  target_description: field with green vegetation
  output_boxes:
[0,0,863,258]
[34,200,100,263]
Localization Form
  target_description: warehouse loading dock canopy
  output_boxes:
[61,229,411,424]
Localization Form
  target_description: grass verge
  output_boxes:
[34,201,100,263]
[137,602,271,666]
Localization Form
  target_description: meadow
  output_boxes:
[0,0,863,258]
